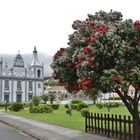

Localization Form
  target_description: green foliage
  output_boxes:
[29,105,53,113]
[77,103,88,111]
[64,104,69,109]
[49,104,59,110]
[104,102,120,108]
[41,94,48,104]
[48,92,56,104]
[32,95,40,106]
[96,102,120,108]
[81,108,89,117]
[9,102,24,112]
[71,104,78,110]
[29,107,39,113]
[43,106,53,113]
[0,103,11,108]
[96,103,104,109]
[71,100,84,104]
[23,102,31,108]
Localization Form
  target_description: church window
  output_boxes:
[38,83,41,88]
[37,70,41,77]
[29,81,33,91]
[17,81,21,91]
[5,80,9,90]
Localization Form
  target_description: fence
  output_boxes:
[85,113,134,140]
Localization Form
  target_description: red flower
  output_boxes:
[123,45,129,50]
[85,38,89,43]
[90,27,94,32]
[75,63,82,69]
[91,35,98,43]
[78,56,84,63]
[83,46,92,54]
[83,80,94,87]
[135,39,140,45]
[92,51,96,55]
[67,63,73,68]
[112,76,122,81]
[80,27,86,33]
[86,57,94,66]
[134,20,140,31]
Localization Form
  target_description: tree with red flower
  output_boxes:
[51,10,140,139]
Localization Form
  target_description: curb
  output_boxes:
[0,119,43,140]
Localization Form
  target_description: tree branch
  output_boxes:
[115,87,134,115]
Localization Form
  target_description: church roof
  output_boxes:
[13,53,24,67]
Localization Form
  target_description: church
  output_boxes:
[0,47,44,103]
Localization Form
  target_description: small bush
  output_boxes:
[43,106,53,113]
[32,95,40,106]
[96,103,103,109]
[29,107,39,113]
[71,104,78,110]
[77,103,88,111]
[81,108,90,117]
[64,104,69,109]
[29,105,53,113]
[9,102,24,112]
[38,106,44,113]
[71,100,83,104]
[23,102,30,108]
[105,102,120,108]
[0,103,11,108]
[50,104,59,110]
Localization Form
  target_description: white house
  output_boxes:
[0,47,44,103]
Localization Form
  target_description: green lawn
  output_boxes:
[6,105,131,131]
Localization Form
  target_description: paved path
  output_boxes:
[0,112,112,140]
[0,121,36,140]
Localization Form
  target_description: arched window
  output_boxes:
[37,69,41,77]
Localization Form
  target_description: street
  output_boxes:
[0,122,36,140]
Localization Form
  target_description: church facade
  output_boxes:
[0,47,44,103]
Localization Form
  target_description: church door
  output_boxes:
[16,94,22,102]
[4,95,9,103]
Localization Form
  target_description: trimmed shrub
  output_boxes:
[43,105,53,113]
[81,108,90,117]
[23,102,30,108]
[29,107,39,113]
[96,103,103,109]
[0,103,11,108]
[9,102,24,112]
[71,100,83,104]
[64,104,69,109]
[38,106,44,113]
[77,103,88,111]
[32,95,40,106]
[71,104,78,110]
[104,102,120,108]
[50,104,59,110]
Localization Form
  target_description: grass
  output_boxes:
[5,105,131,131]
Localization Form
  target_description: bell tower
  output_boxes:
[31,46,44,96]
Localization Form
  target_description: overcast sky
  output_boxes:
[0,0,140,56]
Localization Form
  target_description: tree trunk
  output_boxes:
[133,115,140,140]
